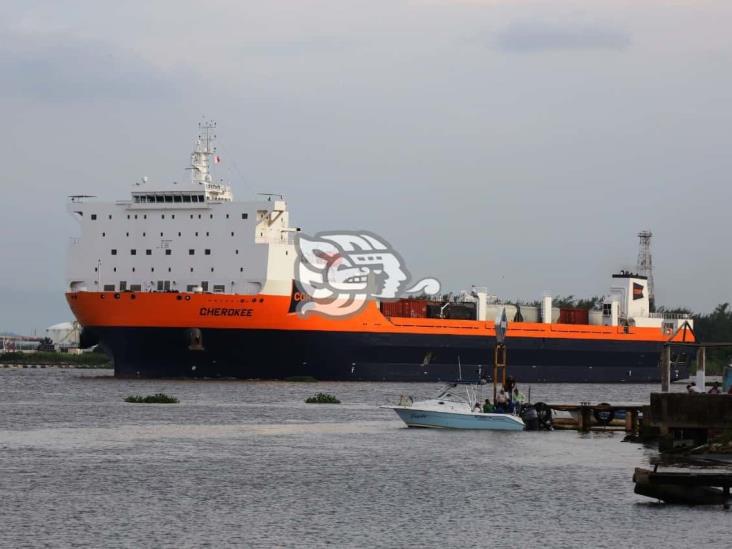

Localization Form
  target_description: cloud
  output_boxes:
[0,30,183,102]
[496,21,631,53]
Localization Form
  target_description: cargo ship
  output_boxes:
[66,125,694,382]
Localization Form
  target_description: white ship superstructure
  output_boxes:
[66,122,298,297]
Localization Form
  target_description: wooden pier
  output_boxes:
[633,467,732,508]
[547,402,644,433]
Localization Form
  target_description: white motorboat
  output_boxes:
[382,383,525,431]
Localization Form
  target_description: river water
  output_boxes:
[0,368,727,548]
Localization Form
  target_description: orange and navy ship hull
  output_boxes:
[67,291,694,382]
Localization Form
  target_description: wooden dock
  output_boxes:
[546,402,644,433]
[633,467,732,508]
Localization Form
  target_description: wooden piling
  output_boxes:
[661,345,670,393]
[696,345,706,390]
[625,409,639,434]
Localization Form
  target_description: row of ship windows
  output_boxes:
[109,249,241,256]
[96,266,246,273]
[102,281,226,292]
[90,213,249,221]
[101,231,238,237]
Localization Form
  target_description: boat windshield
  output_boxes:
[435,384,475,404]
[437,383,479,406]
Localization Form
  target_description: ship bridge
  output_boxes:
[66,123,298,298]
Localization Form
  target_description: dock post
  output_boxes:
[661,345,670,393]
[696,346,706,392]
[579,405,591,432]
[625,409,639,434]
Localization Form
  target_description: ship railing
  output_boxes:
[648,312,692,320]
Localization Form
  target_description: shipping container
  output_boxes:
[380,299,430,318]
[558,308,590,325]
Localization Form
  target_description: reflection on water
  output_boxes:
[0,369,726,548]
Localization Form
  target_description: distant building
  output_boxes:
[46,322,80,350]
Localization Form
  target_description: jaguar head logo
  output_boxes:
[294,231,440,318]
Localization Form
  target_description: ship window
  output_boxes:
[195,232,199,237]
[189,249,195,255]
[186,284,196,291]
[151,267,155,272]
[201,281,209,291]
[160,232,164,237]
[231,232,234,236]
[127,215,130,219]
[210,267,214,272]
[165,250,171,256]
[190,214,193,219]
[235,250,239,254]
[157,281,164,291]
[134,215,138,219]
[132,267,136,272]
[130,284,141,291]
[111,249,117,255]
[146,249,152,255]
[242,213,248,219]
[198,214,202,219]
[102,232,105,237]
[172,214,175,219]
[174,196,182,203]
[131,249,137,255]
[113,267,117,272]
[108,215,112,220]
[240,267,243,272]
[143,232,146,237]
[94,267,98,272]
[144,215,147,219]
[210,214,213,219]
[190,267,194,272]
[162,214,165,219]
[205,249,211,255]
[91,214,97,220]
[183,196,191,203]
[165,195,173,203]
[155,195,163,203]
[164,281,171,291]
[168,267,171,272]
[226,214,230,219]
[206,232,210,237]
[178,232,181,237]
[126,232,129,237]
[119,281,127,291]
[103,284,115,291]
[213,285,225,293]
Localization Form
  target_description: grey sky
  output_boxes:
[1,0,730,334]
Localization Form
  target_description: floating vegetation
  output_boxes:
[124,393,179,404]
[285,376,318,382]
[305,393,340,404]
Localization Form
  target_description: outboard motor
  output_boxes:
[524,402,553,431]
[521,405,540,431]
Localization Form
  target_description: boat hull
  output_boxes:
[85,325,689,382]
[390,407,525,430]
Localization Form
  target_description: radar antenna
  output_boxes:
[637,230,655,311]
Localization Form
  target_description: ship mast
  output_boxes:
[190,120,232,201]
